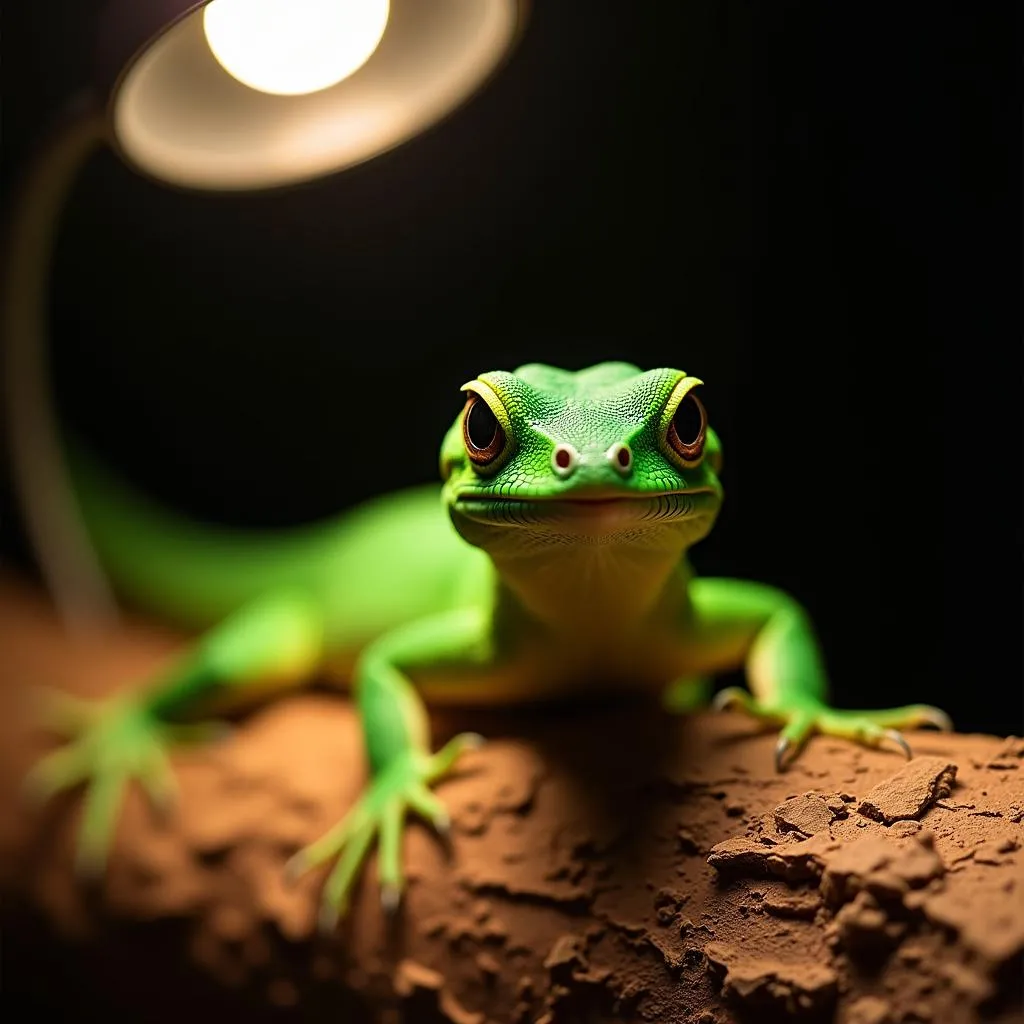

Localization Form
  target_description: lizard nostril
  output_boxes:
[606,442,632,475]
[552,444,578,477]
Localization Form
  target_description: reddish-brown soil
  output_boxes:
[0,575,1021,1023]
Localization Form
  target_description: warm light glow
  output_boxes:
[203,0,390,97]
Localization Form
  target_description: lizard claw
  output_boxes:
[711,686,752,713]
[380,882,402,915]
[432,808,451,837]
[283,851,308,886]
[885,728,913,760]
[774,735,793,773]
[915,706,953,732]
[317,900,340,936]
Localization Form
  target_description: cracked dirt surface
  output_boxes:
[0,576,1022,1023]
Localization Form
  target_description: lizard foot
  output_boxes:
[23,689,228,878]
[285,731,483,932]
[711,687,952,771]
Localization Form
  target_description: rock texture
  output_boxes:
[0,576,1021,1023]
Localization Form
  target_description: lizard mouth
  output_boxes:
[452,488,719,532]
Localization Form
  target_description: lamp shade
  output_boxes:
[97,0,526,191]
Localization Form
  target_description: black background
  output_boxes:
[1,2,1020,735]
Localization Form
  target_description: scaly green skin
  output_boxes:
[25,362,951,927]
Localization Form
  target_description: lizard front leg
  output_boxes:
[677,577,951,769]
[285,606,493,930]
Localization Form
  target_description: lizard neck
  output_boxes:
[488,539,691,638]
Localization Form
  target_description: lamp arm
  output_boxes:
[2,97,120,631]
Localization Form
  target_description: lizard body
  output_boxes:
[26,361,950,925]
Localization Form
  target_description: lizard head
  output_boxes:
[440,362,724,553]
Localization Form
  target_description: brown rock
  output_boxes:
[475,952,500,980]
[542,933,587,981]
[919,875,1024,967]
[971,833,1020,866]
[395,960,484,1024]
[705,941,839,1017]
[676,825,701,855]
[763,890,821,920]
[986,737,1024,770]
[394,959,444,996]
[820,833,945,907]
[707,832,834,882]
[938,961,996,1003]
[833,891,906,956]
[857,758,957,824]
[843,994,893,1024]
[774,793,837,836]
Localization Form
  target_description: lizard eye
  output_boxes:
[463,392,506,466]
[666,390,707,464]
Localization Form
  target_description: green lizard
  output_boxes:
[24,362,950,928]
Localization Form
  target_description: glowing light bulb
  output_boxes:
[203,0,390,97]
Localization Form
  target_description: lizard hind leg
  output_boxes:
[22,692,220,878]
[22,591,325,879]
